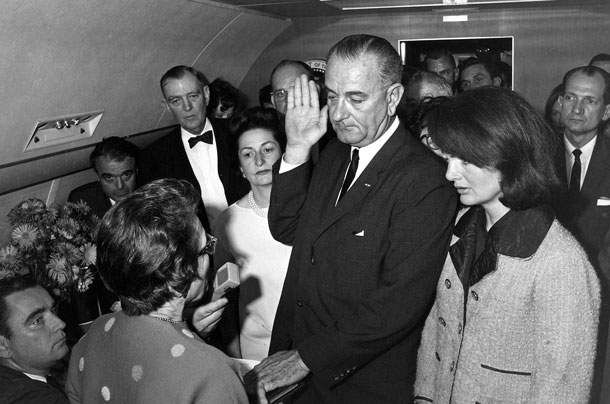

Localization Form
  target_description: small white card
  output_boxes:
[597,198,610,206]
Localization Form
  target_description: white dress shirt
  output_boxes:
[280,118,400,205]
[181,119,228,230]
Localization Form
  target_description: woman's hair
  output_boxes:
[96,179,203,316]
[228,107,286,171]
[407,96,451,139]
[544,83,564,132]
[426,86,562,210]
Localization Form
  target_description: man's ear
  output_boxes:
[603,103,610,122]
[203,85,210,107]
[162,98,170,111]
[492,77,502,87]
[0,335,12,359]
[387,83,405,117]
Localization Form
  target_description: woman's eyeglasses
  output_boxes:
[199,234,217,257]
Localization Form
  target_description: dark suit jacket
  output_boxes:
[268,123,457,404]
[554,134,610,404]
[0,365,68,404]
[554,134,610,271]
[139,120,249,230]
[68,181,111,219]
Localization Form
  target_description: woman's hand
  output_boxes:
[191,297,228,338]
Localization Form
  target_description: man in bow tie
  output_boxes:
[140,65,248,231]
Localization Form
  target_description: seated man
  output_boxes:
[69,137,139,319]
[0,276,69,404]
[68,136,139,218]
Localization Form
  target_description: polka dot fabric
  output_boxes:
[65,312,248,403]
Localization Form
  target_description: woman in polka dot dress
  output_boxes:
[65,179,263,403]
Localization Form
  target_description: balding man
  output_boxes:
[270,60,314,116]
[401,70,453,120]
[553,65,610,404]
[248,34,456,404]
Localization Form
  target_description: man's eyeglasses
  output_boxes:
[199,234,217,257]
[270,89,288,102]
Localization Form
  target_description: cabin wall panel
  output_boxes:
[240,4,609,112]
[0,0,290,197]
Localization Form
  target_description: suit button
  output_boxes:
[438,317,446,327]
[435,352,441,361]
[450,360,455,372]
[471,290,479,301]
[310,256,315,265]
[445,279,451,289]
[297,300,303,307]
[458,323,463,334]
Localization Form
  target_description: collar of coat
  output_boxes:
[450,204,555,286]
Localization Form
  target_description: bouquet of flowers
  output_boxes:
[0,198,99,301]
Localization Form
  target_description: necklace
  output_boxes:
[247,190,268,218]
[149,315,185,324]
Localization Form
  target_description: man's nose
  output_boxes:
[331,99,348,121]
[115,177,125,190]
[50,313,66,331]
[572,99,584,114]
[183,98,193,111]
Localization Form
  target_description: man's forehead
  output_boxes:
[463,64,489,78]
[272,64,308,89]
[162,73,203,96]
[6,287,52,321]
[427,57,452,70]
[565,72,606,97]
[96,156,135,172]
[326,55,379,86]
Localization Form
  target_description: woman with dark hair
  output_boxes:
[66,179,252,403]
[214,107,291,361]
[545,83,564,135]
[414,87,600,404]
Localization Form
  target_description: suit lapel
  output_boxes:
[313,125,408,239]
[582,135,610,196]
[171,128,200,190]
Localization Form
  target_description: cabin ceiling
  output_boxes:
[196,0,606,18]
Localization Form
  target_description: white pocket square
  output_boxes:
[597,197,610,206]
[353,230,365,237]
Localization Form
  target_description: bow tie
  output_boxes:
[188,130,213,148]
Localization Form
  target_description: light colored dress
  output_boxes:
[215,202,292,360]
[66,312,248,404]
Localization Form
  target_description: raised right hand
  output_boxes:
[283,74,328,165]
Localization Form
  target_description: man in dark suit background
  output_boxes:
[68,136,139,319]
[68,136,139,219]
[554,65,610,404]
[554,65,610,271]
[139,65,248,231]
[0,276,69,404]
[248,34,457,403]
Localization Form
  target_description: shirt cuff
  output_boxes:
[279,154,307,174]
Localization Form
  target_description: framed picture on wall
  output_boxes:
[398,36,514,90]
